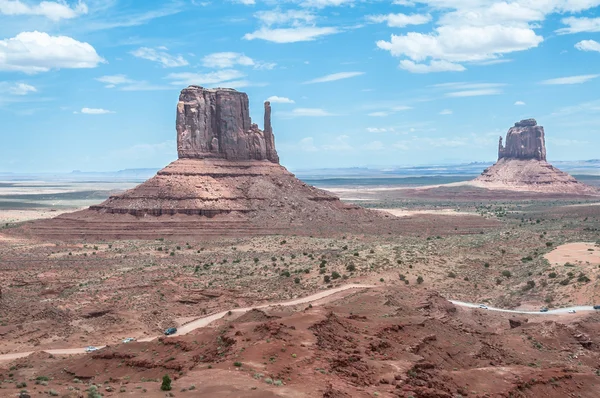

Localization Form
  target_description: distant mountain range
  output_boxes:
[1,160,599,182]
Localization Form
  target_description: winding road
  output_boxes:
[0,285,596,363]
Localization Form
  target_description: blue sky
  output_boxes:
[1,0,600,172]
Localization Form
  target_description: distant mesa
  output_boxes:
[18,86,405,239]
[473,119,598,194]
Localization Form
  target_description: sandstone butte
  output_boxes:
[473,119,599,195]
[15,86,415,240]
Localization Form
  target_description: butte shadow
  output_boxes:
[7,87,499,240]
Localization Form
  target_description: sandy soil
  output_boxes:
[0,208,83,224]
[545,242,600,266]
[375,208,479,217]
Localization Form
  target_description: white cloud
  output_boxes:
[300,0,355,8]
[377,25,542,73]
[290,108,336,116]
[439,109,452,115]
[367,13,431,28]
[0,0,88,21]
[303,71,364,84]
[514,100,526,105]
[8,83,37,95]
[400,60,465,73]
[131,47,188,68]
[232,0,255,4]
[0,31,104,74]
[575,39,600,52]
[540,74,599,85]
[201,52,276,70]
[369,111,389,117]
[557,17,600,34]
[202,52,254,68]
[245,8,339,43]
[255,9,315,26]
[244,26,339,43]
[299,137,318,151]
[80,107,114,114]
[95,74,171,91]
[446,89,502,97]
[366,127,388,133]
[266,96,295,103]
[165,69,246,86]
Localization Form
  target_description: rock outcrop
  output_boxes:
[498,119,546,161]
[19,86,408,240]
[177,86,279,163]
[473,119,598,195]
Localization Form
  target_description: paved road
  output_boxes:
[450,300,595,315]
[0,283,372,362]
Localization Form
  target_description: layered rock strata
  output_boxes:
[177,86,279,163]
[474,119,597,194]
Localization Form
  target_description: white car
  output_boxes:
[568,309,576,314]
[85,346,99,353]
[122,337,135,343]
[479,304,488,309]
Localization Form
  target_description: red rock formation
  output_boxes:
[17,86,407,239]
[176,86,279,163]
[498,119,546,161]
[474,119,598,195]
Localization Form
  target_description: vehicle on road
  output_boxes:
[568,309,576,314]
[540,308,549,312]
[122,337,135,343]
[164,327,177,336]
[478,304,488,309]
[85,346,99,353]
[594,305,600,310]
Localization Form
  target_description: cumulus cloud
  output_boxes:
[540,74,599,85]
[367,13,431,27]
[514,100,526,105]
[575,39,600,52]
[303,71,364,84]
[557,17,600,34]
[131,47,188,68]
[80,107,114,114]
[0,0,88,21]
[0,31,104,74]
[266,96,295,103]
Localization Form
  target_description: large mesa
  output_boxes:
[474,119,597,195]
[16,86,403,240]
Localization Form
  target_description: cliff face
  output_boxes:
[176,86,279,163]
[498,119,546,161]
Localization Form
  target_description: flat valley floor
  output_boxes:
[1,175,600,397]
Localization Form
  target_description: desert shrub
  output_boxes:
[521,256,533,262]
[546,242,553,247]
[87,386,102,398]
[234,362,242,367]
[281,270,291,278]
[331,271,341,280]
[578,274,591,283]
[417,276,424,284]
[161,375,172,391]
[447,272,456,278]
[346,263,356,272]
[548,272,557,278]
[484,263,490,268]
[324,275,331,283]
[502,270,512,278]
[294,277,300,284]
[559,279,570,286]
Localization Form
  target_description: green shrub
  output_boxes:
[324,275,331,283]
[161,375,172,391]
[502,270,512,278]
[234,362,242,367]
[417,276,424,284]
[331,271,341,280]
[548,272,557,278]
